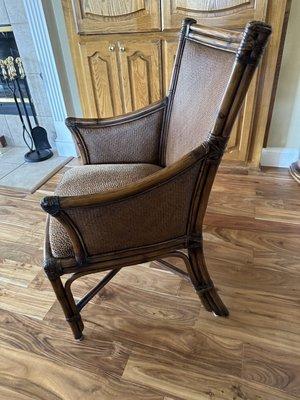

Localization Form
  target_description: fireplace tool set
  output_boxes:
[0,56,53,162]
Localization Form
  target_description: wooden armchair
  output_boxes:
[41,19,271,340]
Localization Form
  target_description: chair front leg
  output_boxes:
[187,245,229,317]
[46,273,84,340]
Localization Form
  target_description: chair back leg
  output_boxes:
[156,247,228,317]
[187,246,229,316]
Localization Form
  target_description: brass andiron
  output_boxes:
[4,56,17,80]
[15,57,26,79]
[0,59,8,80]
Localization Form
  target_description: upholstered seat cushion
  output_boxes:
[49,163,162,258]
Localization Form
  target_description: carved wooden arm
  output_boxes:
[66,99,167,165]
[41,144,209,265]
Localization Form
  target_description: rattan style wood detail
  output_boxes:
[41,19,271,340]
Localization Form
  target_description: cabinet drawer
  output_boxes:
[72,0,161,34]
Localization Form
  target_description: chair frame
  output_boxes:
[41,19,271,340]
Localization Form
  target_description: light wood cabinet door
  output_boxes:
[225,70,259,161]
[79,39,123,118]
[79,37,162,117]
[117,39,162,113]
[162,0,268,30]
[72,0,161,34]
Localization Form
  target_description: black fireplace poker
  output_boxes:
[0,56,53,162]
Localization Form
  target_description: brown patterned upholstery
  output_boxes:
[49,160,206,258]
[50,163,162,258]
[70,106,164,165]
[165,41,235,165]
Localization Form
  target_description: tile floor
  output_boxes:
[0,146,71,192]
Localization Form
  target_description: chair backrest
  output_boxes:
[161,19,271,166]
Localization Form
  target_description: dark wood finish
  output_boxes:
[41,20,271,341]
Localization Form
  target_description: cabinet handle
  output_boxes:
[119,44,125,52]
[108,44,115,52]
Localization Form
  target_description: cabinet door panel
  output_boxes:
[79,40,123,118]
[72,0,161,34]
[118,39,162,113]
[162,38,178,95]
[162,0,268,30]
[225,71,259,161]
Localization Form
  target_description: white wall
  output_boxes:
[41,0,82,117]
[263,0,300,167]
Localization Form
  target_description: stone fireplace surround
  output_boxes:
[0,0,77,156]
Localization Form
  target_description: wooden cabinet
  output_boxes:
[72,0,161,34]
[63,0,290,167]
[78,37,162,118]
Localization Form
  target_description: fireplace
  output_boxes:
[0,0,77,157]
[0,26,32,116]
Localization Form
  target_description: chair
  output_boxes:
[41,19,271,340]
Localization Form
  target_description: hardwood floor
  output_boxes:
[0,161,299,400]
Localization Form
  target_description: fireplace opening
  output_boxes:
[0,25,32,116]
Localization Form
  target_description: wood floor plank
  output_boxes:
[0,346,164,400]
[255,198,300,225]
[193,292,300,355]
[0,240,42,265]
[204,212,300,234]
[90,282,200,328]
[0,386,36,400]
[253,251,300,274]
[204,226,300,257]
[123,353,238,400]
[0,258,40,287]
[242,344,300,397]
[207,191,255,217]
[0,309,130,377]
[45,297,243,377]
[122,352,299,400]
[185,255,300,301]
[0,283,55,320]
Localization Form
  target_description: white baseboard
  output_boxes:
[260,147,300,168]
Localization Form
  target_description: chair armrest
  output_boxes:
[41,145,208,264]
[66,99,167,165]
